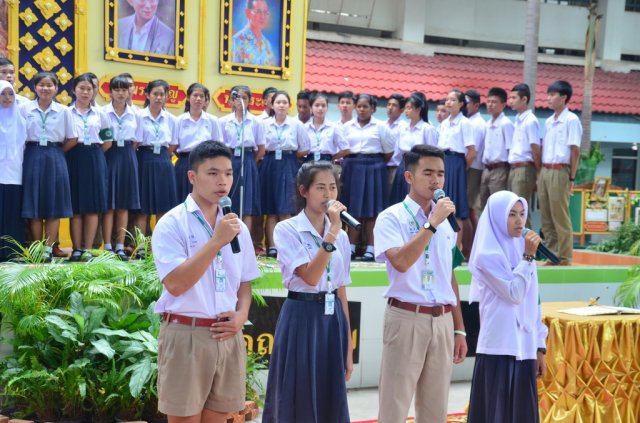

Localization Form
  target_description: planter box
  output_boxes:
[573,250,640,266]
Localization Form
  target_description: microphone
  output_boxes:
[521,228,560,264]
[230,90,239,100]
[433,189,460,232]
[327,200,361,230]
[219,196,241,254]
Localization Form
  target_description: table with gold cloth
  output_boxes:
[539,301,640,422]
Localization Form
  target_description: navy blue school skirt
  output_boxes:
[0,184,24,260]
[389,160,409,206]
[22,143,73,219]
[444,152,470,220]
[340,154,386,218]
[137,147,178,215]
[467,354,539,423]
[262,295,350,423]
[105,141,140,210]
[66,144,108,214]
[230,150,261,216]
[259,152,299,215]
[174,152,192,202]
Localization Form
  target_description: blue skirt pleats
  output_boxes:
[66,145,108,214]
[444,153,470,219]
[259,154,299,215]
[340,155,386,218]
[0,184,24,260]
[467,354,540,423]
[137,149,178,215]
[389,160,409,206]
[22,143,73,219]
[174,154,192,203]
[105,142,140,210]
[262,297,350,423]
[230,152,261,216]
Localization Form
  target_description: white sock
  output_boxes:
[115,243,125,251]
[366,245,374,254]
[104,243,112,251]
[351,244,356,253]
[45,245,53,253]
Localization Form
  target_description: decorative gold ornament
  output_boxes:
[33,47,61,71]
[54,13,73,31]
[19,8,39,27]
[56,89,71,105]
[56,66,72,85]
[34,0,62,20]
[19,62,38,81]
[55,37,72,55]
[37,23,57,42]
[19,33,39,51]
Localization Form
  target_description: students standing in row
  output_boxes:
[304,92,350,163]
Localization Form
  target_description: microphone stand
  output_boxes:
[238,95,246,221]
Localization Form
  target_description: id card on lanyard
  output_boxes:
[38,110,50,146]
[310,234,335,315]
[187,204,226,292]
[114,113,126,147]
[402,202,434,292]
[275,124,286,160]
[152,118,162,154]
[313,127,323,161]
[234,121,243,157]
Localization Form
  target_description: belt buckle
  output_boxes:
[431,305,444,317]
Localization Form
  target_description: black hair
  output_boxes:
[189,140,232,171]
[262,86,277,99]
[436,98,446,106]
[487,87,508,104]
[143,79,170,108]
[73,73,96,91]
[355,93,377,110]
[297,89,311,102]
[404,144,445,173]
[408,91,429,123]
[465,90,481,105]
[118,72,134,80]
[547,80,573,103]
[388,93,407,109]
[86,72,99,83]
[230,85,252,113]
[449,90,467,116]
[0,58,15,67]
[337,90,355,102]
[310,92,329,107]
[110,75,132,91]
[185,83,211,113]
[511,83,531,105]
[295,161,340,211]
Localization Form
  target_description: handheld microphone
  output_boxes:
[521,228,560,264]
[433,189,460,232]
[230,90,239,100]
[219,196,241,254]
[327,200,361,230]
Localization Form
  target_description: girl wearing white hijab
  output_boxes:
[467,190,548,423]
[0,80,27,261]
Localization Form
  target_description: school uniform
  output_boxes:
[152,195,261,417]
[374,195,458,423]
[66,105,110,214]
[467,191,548,423]
[466,112,486,213]
[259,116,310,215]
[303,119,348,163]
[341,118,394,217]
[135,108,178,215]
[385,118,407,196]
[437,113,475,220]
[15,93,30,107]
[21,100,76,219]
[479,112,514,210]
[262,211,352,423]
[389,120,438,205]
[219,113,264,216]
[0,82,27,260]
[174,112,222,201]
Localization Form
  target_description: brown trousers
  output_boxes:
[507,165,537,229]
[537,166,573,261]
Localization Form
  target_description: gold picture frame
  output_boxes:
[105,0,187,69]
[591,176,610,201]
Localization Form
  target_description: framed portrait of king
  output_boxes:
[105,0,187,69]
[220,0,292,79]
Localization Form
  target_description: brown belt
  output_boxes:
[543,163,568,169]
[388,298,452,316]
[510,161,535,169]
[162,312,227,327]
[484,162,509,170]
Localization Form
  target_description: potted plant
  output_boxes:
[575,142,605,185]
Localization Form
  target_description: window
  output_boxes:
[611,148,638,190]
[626,0,640,12]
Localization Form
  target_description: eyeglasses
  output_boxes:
[250,9,270,16]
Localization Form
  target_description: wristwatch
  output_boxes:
[537,348,547,355]
[423,220,437,234]
[321,241,336,252]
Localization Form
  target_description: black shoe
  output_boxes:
[362,251,375,262]
[114,249,128,260]
[69,249,83,262]
[267,247,277,258]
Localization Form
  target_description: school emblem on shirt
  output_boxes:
[188,233,198,249]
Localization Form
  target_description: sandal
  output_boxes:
[114,249,128,261]
[267,247,278,258]
[362,251,375,262]
[69,249,83,262]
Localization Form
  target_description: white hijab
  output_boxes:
[0,81,27,160]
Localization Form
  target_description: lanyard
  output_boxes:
[234,121,244,147]
[402,201,430,265]
[275,124,286,146]
[151,118,162,141]
[310,233,333,292]
[113,112,126,138]
[313,126,323,151]
[185,203,222,264]
[38,110,50,130]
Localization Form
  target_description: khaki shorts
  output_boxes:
[157,321,247,417]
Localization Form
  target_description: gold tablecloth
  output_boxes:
[539,302,640,423]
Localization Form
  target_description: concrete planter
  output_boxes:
[573,250,640,266]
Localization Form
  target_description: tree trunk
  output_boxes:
[581,3,602,154]
[523,0,541,106]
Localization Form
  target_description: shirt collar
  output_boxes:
[408,120,426,131]
[402,195,433,221]
[449,113,464,126]
[553,107,570,123]
[104,103,134,117]
[134,15,156,36]
[29,100,60,114]
[184,194,223,219]
[292,210,330,239]
[489,112,505,127]
[516,109,532,123]
[140,107,166,121]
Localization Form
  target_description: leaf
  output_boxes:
[90,339,116,359]
[126,358,154,397]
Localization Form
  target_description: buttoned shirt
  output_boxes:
[153,195,261,318]
[174,112,222,153]
[263,116,310,151]
[374,195,458,306]
[305,120,349,155]
[274,211,352,292]
[135,108,177,147]
[389,120,438,167]
[385,118,406,166]
[508,109,540,164]
[23,100,77,143]
[542,108,582,164]
[482,112,514,165]
[437,113,475,154]
[103,103,140,142]
[342,118,394,154]
[468,112,486,170]
[231,25,277,66]
[130,16,154,51]
[69,105,112,145]
[219,113,265,149]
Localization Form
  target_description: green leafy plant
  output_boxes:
[614,265,640,308]
[588,223,640,255]
[245,350,268,406]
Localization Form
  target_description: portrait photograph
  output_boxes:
[591,176,610,201]
[0,0,8,57]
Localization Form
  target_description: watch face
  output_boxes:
[322,242,336,252]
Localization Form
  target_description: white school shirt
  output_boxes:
[437,113,475,154]
[342,117,394,154]
[257,110,270,120]
[508,109,540,164]
[304,119,349,155]
[23,100,77,143]
[69,105,112,145]
[152,195,261,318]
[263,115,310,151]
[482,112,514,165]
[468,112,486,170]
[471,260,548,360]
[174,112,222,153]
[542,108,582,165]
[219,113,265,149]
[103,103,140,142]
[374,195,458,306]
[0,90,27,185]
[385,118,406,166]
[135,108,177,147]
[15,93,30,107]
[274,211,352,293]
